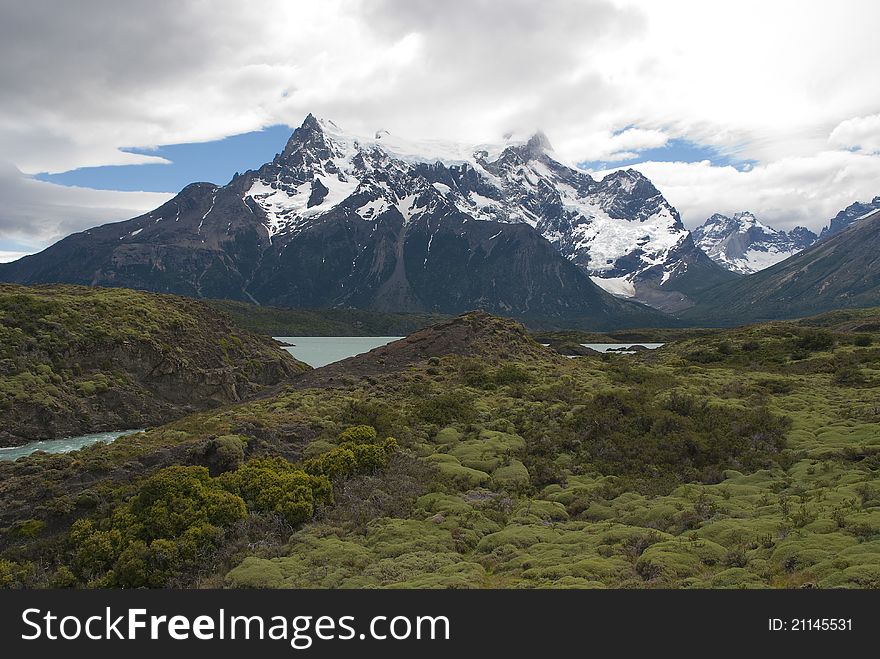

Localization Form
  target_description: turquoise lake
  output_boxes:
[582,343,664,354]
[275,336,403,367]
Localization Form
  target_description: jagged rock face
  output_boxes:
[0,114,714,322]
[693,212,818,275]
[820,197,880,239]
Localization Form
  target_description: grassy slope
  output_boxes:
[1,311,879,589]
[0,284,307,445]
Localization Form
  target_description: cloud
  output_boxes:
[612,149,880,231]
[588,127,670,162]
[0,251,30,264]
[0,162,172,250]
[0,0,648,174]
[1,0,879,246]
[829,114,880,154]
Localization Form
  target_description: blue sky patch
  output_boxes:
[35,127,757,195]
[36,124,295,192]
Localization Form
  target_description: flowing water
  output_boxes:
[0,429,143,461]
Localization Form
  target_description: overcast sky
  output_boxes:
[2,0,880,258]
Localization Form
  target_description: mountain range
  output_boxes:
[683,208,880,324]
[0,114,734,326]
[692,212,817,275]
[2,114,879,328]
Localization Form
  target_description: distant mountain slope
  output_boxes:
[206,299,449,336]
[0,114,715,322]
[820,196,880,239]
[693,212,817,275]
[683,210,880,324]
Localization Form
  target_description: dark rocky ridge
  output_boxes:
[820,196,880,239]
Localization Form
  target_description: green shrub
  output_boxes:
[67,466,248,587]
[210,435,247,472]
[304,437,397,480]
[795,329,835,352]
[0,559,35,588]
[10,518,46,539]
[338,425,378,445]
[833,364,866,386]
[494,364,531,385]
[220,458,331,526]
[415,390,476,425]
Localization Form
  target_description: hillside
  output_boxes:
[683,210,880,325]
[292,310,559,389]
[0,284,307,446]
[2,310,878,589]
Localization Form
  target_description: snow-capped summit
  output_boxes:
[0,114,731,319]
[240,115,727,310]
[693,211,817,275]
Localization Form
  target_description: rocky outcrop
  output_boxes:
[293,310,560,388]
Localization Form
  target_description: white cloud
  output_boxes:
[0,162,172,250]
[829,114,880,154]
[579,127,670,162]
[609,149,880,231]
[0,0,879,244]
[0,251,30,264]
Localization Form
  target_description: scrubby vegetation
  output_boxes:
[1,425,397,587]
[1,304,879,589]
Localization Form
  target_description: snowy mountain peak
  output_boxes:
[731,211,778,233]
[240,114,726,309]
[693,211,817,275]
[278,113,343,163]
